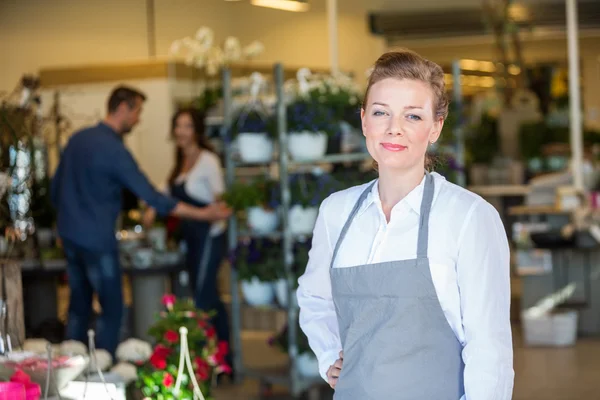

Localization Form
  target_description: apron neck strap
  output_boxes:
[329,172,435,269]
[330,180,376,269]
[416,172,435,258]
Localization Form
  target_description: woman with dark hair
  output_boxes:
[144,108,231,371]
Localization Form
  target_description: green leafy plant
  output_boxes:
[231,237,282,282]
[286,99,340,138]
[135,295,230,400]
[289,172,340,208]
[221,176,279,212]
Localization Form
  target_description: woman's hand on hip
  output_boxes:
[326,351,343,389]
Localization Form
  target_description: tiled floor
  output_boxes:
[213,326,600,400]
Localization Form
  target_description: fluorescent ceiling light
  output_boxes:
[250,0,309,12]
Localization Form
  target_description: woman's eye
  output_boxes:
[407,114,422,121]
[373,110,386,116]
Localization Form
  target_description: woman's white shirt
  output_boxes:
[164,151,226,236]
[297,172,514,400]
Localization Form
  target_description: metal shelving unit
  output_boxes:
[219,63,372,399]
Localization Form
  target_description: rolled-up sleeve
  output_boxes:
[457,199,514,399]
[297,196,342,382]
[111,146,177,216]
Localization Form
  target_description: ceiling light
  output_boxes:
[250,0,309,12]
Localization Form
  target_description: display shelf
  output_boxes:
[220,64,364,399]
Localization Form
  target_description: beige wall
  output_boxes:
[0,0,385,94]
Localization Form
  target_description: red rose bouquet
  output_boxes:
[135,294,230,399]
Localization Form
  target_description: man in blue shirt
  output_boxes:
[51,86,231,356]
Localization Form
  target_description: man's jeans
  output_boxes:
[62,239,123,357]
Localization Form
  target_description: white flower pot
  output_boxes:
[296,352,319,377]
[238,132,274,163]
[247,207,279,234]
[289,205,319,236]
[241,277,275,306]
[288,131,327,161]
[274,278,297,308]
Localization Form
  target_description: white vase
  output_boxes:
[296,352,320,377]
[274,278,297,308]
[241,277,275,306]
[247,207,279,234]
[238,132,274,163]
[288,205,319,236]
[288,131,327,161]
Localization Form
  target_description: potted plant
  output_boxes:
[268,318,318,377]
[232,237,281,306]
[286,99,339,161]
[222,177,280,234]
[288,172,340,236]
[134,295,230,399]
[274,237,311,308]
[232,109,276,163]
[306,75,363,154]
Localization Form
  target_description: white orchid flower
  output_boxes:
[169,39,182,55]
[195,27,214,49]
[224,36,242,62]
[243,41,265,58]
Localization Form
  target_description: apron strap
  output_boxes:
[416,173,435,259]
[330,181,376,269]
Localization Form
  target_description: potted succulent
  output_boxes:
[288,172,340,236]
[286,99,339,161]
[222,177,280,234]
[232,237,281,306]
[232,109,276,163]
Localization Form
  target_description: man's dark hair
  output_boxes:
[107,86,147,114]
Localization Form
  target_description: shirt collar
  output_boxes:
[357,173,440,217]
[98,121,122,141]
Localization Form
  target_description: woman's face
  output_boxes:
[173,113,196,149]
[361,78,443,173]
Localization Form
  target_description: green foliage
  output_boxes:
[289,173,341,208]
[221,176,278,212]
[234,238,282,282]
[464,114,500,165]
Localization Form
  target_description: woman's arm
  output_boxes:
[456,199,514,399]
[297,196,342,383]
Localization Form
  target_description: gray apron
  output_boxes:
[330,173,465,399]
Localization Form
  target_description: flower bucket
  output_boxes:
[241,277,275,306]
[238,133,274,163]
[247,207,278,234]
[296,353,319,377]
[288,131,327,161]
[288,205,318,236]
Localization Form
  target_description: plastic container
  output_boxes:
[0,382,26,400]
[522,309,578,347]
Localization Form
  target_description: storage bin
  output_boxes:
[521,309,578,347]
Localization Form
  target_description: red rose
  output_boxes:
[195,357,210,381]
[206,327,216,339]
[153,344,171,358]
[217,341,229,356]
[149,344,171,370]
[198,319,208,329]
[150,353,167,370]
[162,372,174,388]
[164,330,179,343]
[162,294,176,310]
[217,364,232,375]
